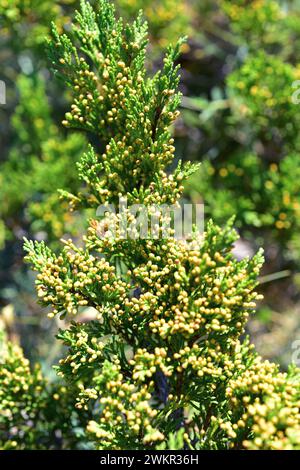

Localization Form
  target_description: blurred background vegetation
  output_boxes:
[1,0,300,374]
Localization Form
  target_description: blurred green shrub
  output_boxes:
[186,1,300,260]
[228,52,300,150]
[117,0,190,47]
[0,74,87,242]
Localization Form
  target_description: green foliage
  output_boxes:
[0,0,78,51]
[221,0,283,49]
[116,0,190,47]
[0,0,188,54]
[0,323,94,449]
[189,152,300,239]
[222,360,300,450]
[46,0,189,209]
[15,0,300,450]
[0,327,47,449]
[228,52,300,151]
[186,5,300,258]
[0,74,87,241]
[221,0,300,60]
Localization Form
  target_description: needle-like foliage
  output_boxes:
[2,0,299,450]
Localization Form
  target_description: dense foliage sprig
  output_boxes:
[1,0,300,450]
[0,327,47,449]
